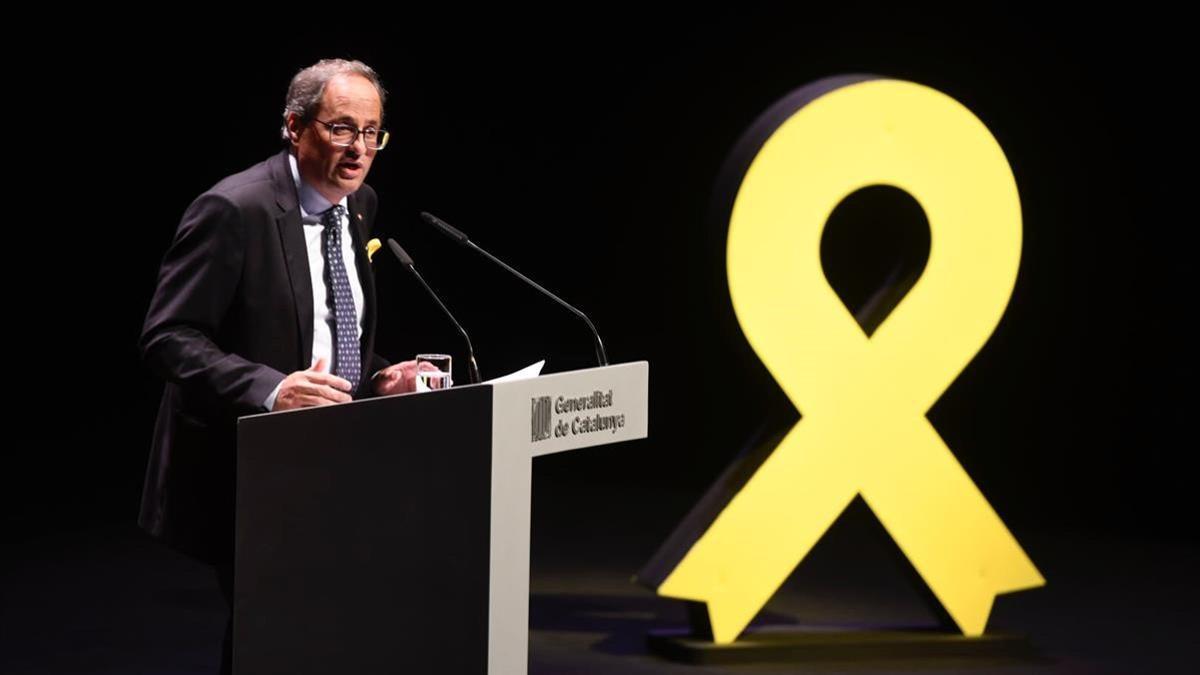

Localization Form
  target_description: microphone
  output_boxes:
[420,211,609,366]
[387,239,483,384]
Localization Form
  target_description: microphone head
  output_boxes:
[421,211,470,244]
[387,238,414,266]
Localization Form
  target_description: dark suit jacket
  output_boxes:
[138,149,388,563]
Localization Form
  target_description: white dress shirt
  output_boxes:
[263,153,367,410]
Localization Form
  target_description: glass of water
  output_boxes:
[415,353,452,390]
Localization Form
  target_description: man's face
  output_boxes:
[289,74,383,204]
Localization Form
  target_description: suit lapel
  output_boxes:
[270,151,315,370]
[347,192,378,372]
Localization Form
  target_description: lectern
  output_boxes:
[234,362,648,674]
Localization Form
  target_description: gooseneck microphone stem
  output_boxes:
[387,239,482,384]
[420,212,609,367]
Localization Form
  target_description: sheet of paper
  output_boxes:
[485,360,546,383]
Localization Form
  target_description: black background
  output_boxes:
[10,9,1192,553]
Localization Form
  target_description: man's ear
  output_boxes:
[285,113,304,145]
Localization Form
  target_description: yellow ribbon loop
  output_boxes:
[658,79,1044,643]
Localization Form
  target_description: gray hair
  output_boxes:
[281,59,387,140]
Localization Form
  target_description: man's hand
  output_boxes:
[272,358,353,411]
[371,359,440,396]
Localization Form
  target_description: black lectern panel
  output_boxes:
[236,386,493,674]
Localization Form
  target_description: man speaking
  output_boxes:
[138,58,421,673]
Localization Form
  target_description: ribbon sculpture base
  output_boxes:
[646,626,1038,666]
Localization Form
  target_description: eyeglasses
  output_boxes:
[312,119,390,150]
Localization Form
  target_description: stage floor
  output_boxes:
[4,483,1195,674]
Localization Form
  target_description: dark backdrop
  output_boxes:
[10,9,1191,551]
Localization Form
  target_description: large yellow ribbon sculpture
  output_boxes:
[657,79,1044,643]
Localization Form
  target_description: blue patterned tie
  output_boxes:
[321,205,361,391]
